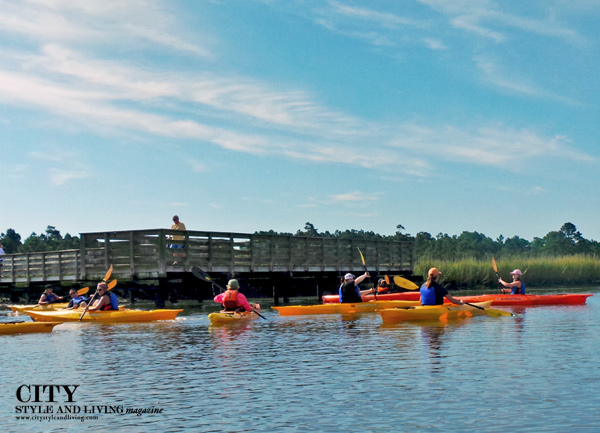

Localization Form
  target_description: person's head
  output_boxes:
[69,289,78,297]
[344,273,355,281]
[426,267,441,287]
[97,282,108,295]
[227,279,240,290]
[510,269,522,280]
[44,284,54,293]
[172,215,179,223]
[378,278,388,287]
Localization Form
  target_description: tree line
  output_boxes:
[2,221,599,259]
[257,221,600,260]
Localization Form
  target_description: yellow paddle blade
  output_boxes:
[384,275,390,285]
[77,287,89,296]
[393,276,420,290]
[107,279,117,290]
[485,308,514,317]
[492,257,499,273]
[357,247,366,266]
[103,265,113,282]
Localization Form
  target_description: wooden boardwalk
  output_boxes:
[0,229,413,284]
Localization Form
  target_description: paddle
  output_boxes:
[492,257,511,293]
[463,301,515,317]
[357,247,375,300]
[78,279,118,321]
[103,265,113,283]
[191,266,266,320]
[393,275,420,291]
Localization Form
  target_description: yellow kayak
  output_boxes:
[272,300,420,316]
[24,308,183,323]
[208,311,258,325]
[378,301,494,323]
[0,321,63,335]
[8,303,69,313]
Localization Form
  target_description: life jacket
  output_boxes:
[72,296,87,306]
[45,293,59,304]
[222,290,240,311]
[512,282,526,295]
[100,293,119,311]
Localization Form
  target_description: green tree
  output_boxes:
[0,228,22,253]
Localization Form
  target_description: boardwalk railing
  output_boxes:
[0,229,413,283]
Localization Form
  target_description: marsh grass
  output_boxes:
[415,255,600,289]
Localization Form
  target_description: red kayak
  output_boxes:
[456,293,593,306]
[322,292,420,303]
[323,292,592,305]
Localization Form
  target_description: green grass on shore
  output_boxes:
[415,255,600,289]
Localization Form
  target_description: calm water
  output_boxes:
[1,288,599,433]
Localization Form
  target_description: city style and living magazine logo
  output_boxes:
[14,384,165,424]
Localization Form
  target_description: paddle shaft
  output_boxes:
[464,301,514,317]
[357,247,375,300]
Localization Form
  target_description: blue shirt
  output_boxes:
[420,282,448,305]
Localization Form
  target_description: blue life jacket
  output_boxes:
[108,292,119,310]
[512,282,526,295]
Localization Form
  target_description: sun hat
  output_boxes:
[510,269,522,276]
[428,267,442,277]
[227,279,240,289]
[344,273,355,280]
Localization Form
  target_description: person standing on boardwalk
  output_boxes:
[0,243,4,276]
[169,215,187,264]
[420,268,464,306]
[499,269,526,294]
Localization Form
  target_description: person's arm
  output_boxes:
[237,293,254,312]
[214,293,225,303]
[354,272,370,286]
[499,279,521,288]
[38,294,48,305]
[445,294,465,305]
[88,295,108,311]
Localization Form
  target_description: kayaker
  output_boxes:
[38,285,64,305]
[376,278,390,294]
[420,268,465,306]
[214,279,258,313]
[65,289,88,310]
[87,282,119,311]
[339,272,373,303]
[498,269,526,294]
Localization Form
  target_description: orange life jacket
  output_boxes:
[222,290,239,311]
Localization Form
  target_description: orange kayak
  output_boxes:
[23,308,183,323]
[273,300,420,316]
[0,321,63,335]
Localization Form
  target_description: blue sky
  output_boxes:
[1,0,599,242]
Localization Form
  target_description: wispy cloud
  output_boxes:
[0,0,594,183]
[49,169,90,186]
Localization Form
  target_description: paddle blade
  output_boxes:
[492,257,499,273]
[485,307,514,317]
[357,247,366,266]
[78,287,89,296]
[103,265,113,282]
[107,279,117,290]
[393,276,420,291]
[385,275,390,285]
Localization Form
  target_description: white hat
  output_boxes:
[510,269,522,276]
[344,273,355,280]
